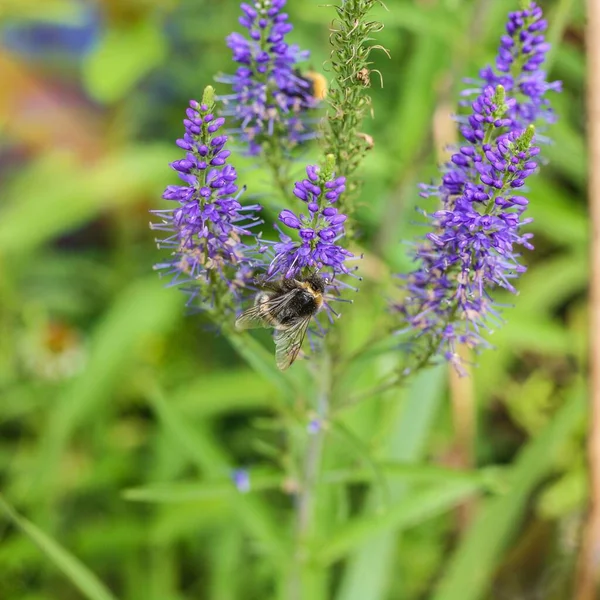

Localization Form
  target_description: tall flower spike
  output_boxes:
[217,0,320,155]
[265,159,354,284]
[321,0,384,219]
[398,1,560,371]
[151,86,262,318]
[468,1,561,129]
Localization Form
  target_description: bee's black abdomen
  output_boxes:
[278,290,317,325]
[294,291,318,317]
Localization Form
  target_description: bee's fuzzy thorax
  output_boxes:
[296,280,324,308]
[313,293,324,310]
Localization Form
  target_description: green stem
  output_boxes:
[264,135,294,204]
[290,349,331,600]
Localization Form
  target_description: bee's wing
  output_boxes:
[235,291,297,331]
[274,317,311,371]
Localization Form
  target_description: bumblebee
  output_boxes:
[294,69,328,101]
[235,274,327,370]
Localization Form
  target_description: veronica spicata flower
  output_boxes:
[398,2,560,369]
[467,1,561,130]
[265,161,353,282]
[217,0,320,155]
[151,86,262,316]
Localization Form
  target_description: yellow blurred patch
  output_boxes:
[303,70,328,101]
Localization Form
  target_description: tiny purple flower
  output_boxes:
[232,468,251,493]
[307,419,321,434]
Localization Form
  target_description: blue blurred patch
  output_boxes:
[1,9,101,58]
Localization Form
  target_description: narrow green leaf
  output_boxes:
[515,253,588,314]
[145,385,287,559]
[336,366,447,600]
[537,464,587,519]
[544,98,586,186]
[491,313,572,355]
[302,3,461,42]
[123,462,505,505]
[374,33,448,255]
[317,480,482,566]
[324,463,507,493]
[388,35,447,169]
[150,502,229,546]
[553,44,585,88]
[0,496,117,600]
[175,368,273,416]
[124,470,283,503]
[528,177,588,247]
[545,0,579,69]
[223,329,302,402]
[210,526,242,600]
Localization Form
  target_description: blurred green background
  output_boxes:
[0,0,588,599]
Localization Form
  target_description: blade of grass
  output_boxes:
[223,329,302,403]
[145,384,287,560]
[123,469,283,503]
[174,368,274,417]
[316,479,484,566]
[336,365,447,600]
[210,526,242,600]
[82,20,166,103]
[375,32,448,256]
[0,495,118,600]
[0,146,172,255]
[124,463,504,504]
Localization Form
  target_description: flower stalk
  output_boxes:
[290,349,331,600]
[322,0,386,221]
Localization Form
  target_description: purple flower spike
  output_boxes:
[266,164,354,281]
[150,87,262,315]
[217,0,321,155]
[398,2,560,369]
[469,1,561,130]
